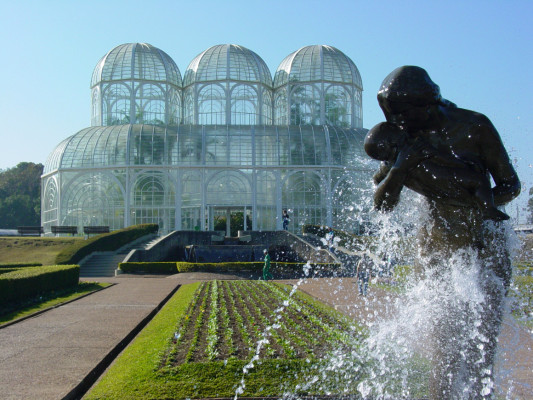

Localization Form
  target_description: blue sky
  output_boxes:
[0,0,532,221]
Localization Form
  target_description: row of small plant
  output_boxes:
[161,280,359,369]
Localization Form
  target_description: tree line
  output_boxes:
[0,162,43,228]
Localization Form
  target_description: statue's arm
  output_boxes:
[373,165,409,211]
[373,138,432,211]
[373,162,392,185]
[478,119,521,205]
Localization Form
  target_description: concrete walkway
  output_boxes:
[0,274,530,399]
[0,277,180,400]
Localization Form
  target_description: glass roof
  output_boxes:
[273,45,362,89]
[91,43,182,88]
[43,125,368,173]
[183,44,272,87]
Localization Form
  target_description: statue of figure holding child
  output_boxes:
[365,66,520,399]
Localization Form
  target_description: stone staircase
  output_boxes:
[79,234,160,277]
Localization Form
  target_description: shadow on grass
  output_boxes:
[0,282,111,327]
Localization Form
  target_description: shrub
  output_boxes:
[176,261,264,273]
[55,224,158,265]
[119,262,178,274]
[0,263,42,269]
[514,262,533,276]
[0,264,79,304]
[175,261,342,276]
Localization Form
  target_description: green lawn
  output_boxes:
[0,237,81,265]
[0,282,111,327]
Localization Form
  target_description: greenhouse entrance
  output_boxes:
[208,206,252,237]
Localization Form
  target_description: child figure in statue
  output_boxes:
[365,121,509,221]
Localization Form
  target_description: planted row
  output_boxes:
[162,280,357,368]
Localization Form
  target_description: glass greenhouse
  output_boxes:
[42,43,373,235]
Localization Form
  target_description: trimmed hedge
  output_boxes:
[119,262,177,274]
[0,264,79,304]
[0,263,42,269]
[176,261,264,273]
[118,261,343,276]
[55,224,158,265]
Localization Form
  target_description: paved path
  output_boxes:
[0,274,530,399]
[0,277,179,400]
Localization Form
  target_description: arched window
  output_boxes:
[290,85,321,125]
[274,90,288,125]
[325,85,351,127]
[103,83,132,125]
[282,171,323,229]
[230,84,258,125]
[198,84,226,125]
[135,83,166,125]
[183,88,195,124]
[42,178,59,230]
[207,170,251,206]
[62,173,124,230]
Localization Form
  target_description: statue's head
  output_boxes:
[364,122,406,162]
[377,66,445,130]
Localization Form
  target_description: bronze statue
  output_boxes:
[365,66,520,399]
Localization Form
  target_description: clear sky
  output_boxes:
[0,0,532,221]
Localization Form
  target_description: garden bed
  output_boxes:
[85,281,364,399]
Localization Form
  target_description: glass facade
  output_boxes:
[273,45,363,128]
[91,43,182,126]
[42,43,373,235]
[183,45,273,125]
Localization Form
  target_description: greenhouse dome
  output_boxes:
[42,43,374,235]
[90,43,182,127]
[273,45,363,128]
[183,44,273,125]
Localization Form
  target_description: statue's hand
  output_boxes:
[395,138,436,171]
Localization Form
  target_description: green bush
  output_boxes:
[55,224,158,265]
[0,264,79,304]
[175,261,342,275]
[116,260,343,276]
[514,262,533,276]
[393,264,414,282]
[510,275,532,323]
[176,261,264,273]
[119,262,178,274]
[0,263,42,269]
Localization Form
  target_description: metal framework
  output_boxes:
[42,43,372,235]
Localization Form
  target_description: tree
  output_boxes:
[0,162,43,228]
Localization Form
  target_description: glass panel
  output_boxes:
[231,84,258,125]
[325,85,351,128]
[62,172,125,231]
[102,83,131,125]
[134,83,166,125]
[255,126,279,166]
[207,170,251,206]
[290,84,320,125]
[198,83,226,125]
[282,171,324,231]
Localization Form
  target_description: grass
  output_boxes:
[0,281,111,327]
[0,237,82,265]
[85,281,365,400]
